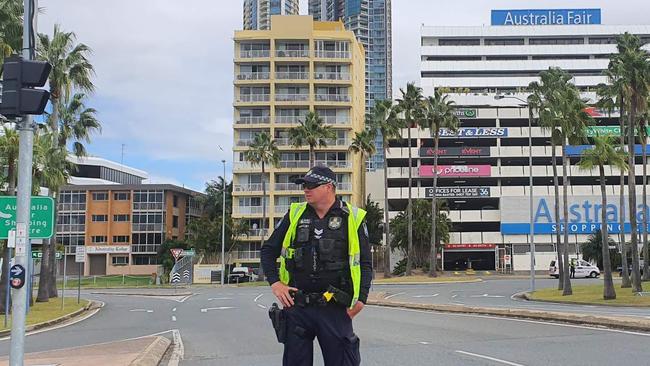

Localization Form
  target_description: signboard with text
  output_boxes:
[419,146,490,157]
[425,186,491,198]
[85,245,130,254]
[439,128,508,138]
[491,9,601,26]
[566,144,650,157]
[454,109,477,119]
[419,165,492,177]
[0,196,54,239]
[444,244,496,250]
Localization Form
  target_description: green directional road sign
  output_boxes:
[0,196,54,239]
[32,250,62,260]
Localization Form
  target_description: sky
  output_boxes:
[37,0,650,193]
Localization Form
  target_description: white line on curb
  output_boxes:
[456,350,526,366]
[385,292,405,300]
[168,329,184,366]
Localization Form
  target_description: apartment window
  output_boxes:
[92,192,108,201]
[113,235,130,243]
[173,195,178,208]
[91,236,107,244]
[113,192,130,201]
[173,215,179,228]
[92,214,108,222]
[529,37,584,45]
[112,256,129,265]
[113,214,130,222]
[438,38,480,46]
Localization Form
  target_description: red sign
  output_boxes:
[419,165,492,177]
[170,248,183,261]
[444,244,496,249]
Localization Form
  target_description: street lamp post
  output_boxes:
[221,159,226,286]
[495,94,536,293]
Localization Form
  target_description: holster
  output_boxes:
[326,285,352,307]
[268,303,287,343]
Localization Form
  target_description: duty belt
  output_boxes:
[291,290,327,307]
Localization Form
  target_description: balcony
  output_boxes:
[132,223,164,232]
[274,137,292,146]
[276,50,309,58]
[320,116,349,125]
[314,50,350,59]
[337,182,352,191]
[275,116,302,124]
[274,183,301,191]
[314,72,350,81]
[315,94,350,102]
[233,183,264,192]
[236,116,270,125]
[275,94,309,102]
[237,94,270,103]
[324,138,349,146]
[57,203,86,212]
[236,72,270,81]
[244,229,268,238]
[275,205,291,213]
[239,50,270,58]
[133,202,164,210]
[278,160,311,169]
[56,224,85,233]
[275,71,309,80]
[235,138,255,146]
[234,206,268,215]
[314,160,351,169]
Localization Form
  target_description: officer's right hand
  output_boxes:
[271,281,298,308]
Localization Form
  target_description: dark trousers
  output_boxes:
[282,304,360,366]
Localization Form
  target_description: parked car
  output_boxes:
[228,266,259,283]
[549,259,600,278]
[617,259,645,277]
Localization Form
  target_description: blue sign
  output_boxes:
[491,9,601,26]
[501,196,649,234]
[566,144,650,157]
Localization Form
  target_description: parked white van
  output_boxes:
[549,259,600,278]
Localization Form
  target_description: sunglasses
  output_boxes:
[302,182,328,190]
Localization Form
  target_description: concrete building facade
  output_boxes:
[232,15,366,267]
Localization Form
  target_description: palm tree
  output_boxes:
[243,132,279,266]
[0,0,23,59]
[37,24,96,299]
[367,100,402,278]
[578,136,628,300]
[611,33,650,293]
[639,104,650,281]
[596,77,632,288]
[0,124,18,313]
[349,128,376,201]
[420,91,459,277]
[288,111,335,167]
[396,83,424,276]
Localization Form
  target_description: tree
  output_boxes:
[364,195,384,246]
[581,231,621,274]
[349,128,376,200]
[389,198,450,271]
[639,104,650,281]
[0,0,23,59]
[243,132,279,269]
[578,136,628,299]
[366,99,402,278]
[0,125,18,313]
[37,24,97,299]
[396,82,424,276]
[420,90,459,277]
[289,111,335,167]
[611,32,650,293]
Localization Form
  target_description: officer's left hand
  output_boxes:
[346,301,364,319]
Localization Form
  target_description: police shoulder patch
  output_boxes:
[328,216,342,230]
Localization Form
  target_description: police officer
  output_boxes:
[261,165,372,366]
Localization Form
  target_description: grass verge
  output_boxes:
[0,298,89,331]
[530,283,650,306]
[56,275,157,288]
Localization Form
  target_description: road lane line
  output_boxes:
[208,297,233,301]
[172,308,176,312]
[257,304,267,309]
[177,294,194,303]
[385,292,405,299]
[456,350,526,366]
[413,294,439,298]
[172,315,177,322]
[200,307,235,312]
[254,294,264,302]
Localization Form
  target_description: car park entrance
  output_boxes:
[442,243,497,271]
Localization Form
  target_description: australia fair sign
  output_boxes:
[501,195,650,235]
[491,9,601,26]
[419,165,491,178]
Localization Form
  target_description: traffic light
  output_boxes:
[0,55,51,118]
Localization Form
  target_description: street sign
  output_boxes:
[181,249,196,257]
[75,246,86,263]
[0,196,55,239]
[32,250,62,260]
[425,186,491,198]
[9,264,25,289]
[504,254,511,262]
[170,248,183,261]
[7,230,15,248]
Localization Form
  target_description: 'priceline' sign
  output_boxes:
[491,9,601,26]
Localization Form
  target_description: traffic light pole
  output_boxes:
[9,0,36,364]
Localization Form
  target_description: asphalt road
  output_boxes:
[0,280,647,365]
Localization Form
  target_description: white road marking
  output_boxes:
[200,306,235,313]
[257,304,267,309]
[171,315,177,322]
[168,329,184,366]
[413,294,439,298]
[451,294,458,298]
[254,293,264,302]
[470,294,505,298]
[456,350,526,366]
[208,297,233,301]
[385,292,405,300]
[177,294,194,303]
[418,341,431,345]
[172,308,177,312]
[372,306,650,337]
[129,309,154,313]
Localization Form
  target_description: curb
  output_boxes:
[372,279,483,286]
[368,298,650,333]
[520,291,650,308]
[91,291,192,297]
[0,299,99,337]
[130,336,171,366]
